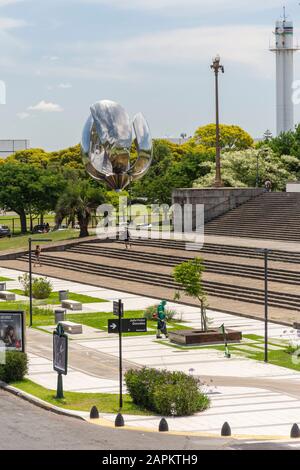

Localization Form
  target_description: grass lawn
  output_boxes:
[0,229,82,252]
[11,379,151,415]
[0,300,188,334]
[0,277,13,282]
[66,311,188,336]
[157,333,300,372]
[11,290,108,305]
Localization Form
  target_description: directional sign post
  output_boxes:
[108,318,147,334]
[108,301,147,411]
[113,300,123,317]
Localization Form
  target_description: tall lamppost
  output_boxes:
[211,54,224,188]
[28,237,52,327]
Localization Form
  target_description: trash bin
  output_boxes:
[59,290,69,301]
[0,282,6,291]
[55,309,66,324]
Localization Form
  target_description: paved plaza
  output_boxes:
[1,266,300,439]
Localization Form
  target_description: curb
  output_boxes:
[84,416,300,442]
[1,382,300,442]
[0,381,86,421]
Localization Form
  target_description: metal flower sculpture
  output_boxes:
[81,100,153,190]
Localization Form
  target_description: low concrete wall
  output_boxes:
[172,188,264,225]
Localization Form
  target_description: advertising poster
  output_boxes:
[0,311,25,352]
[53,332,68,375]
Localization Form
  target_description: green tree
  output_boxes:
[193,147,299,190]
[0,163,66,232]
[173,257,208,332]
[0,163,64,233]
[55,180,105,237]
[132,140,212,205]
[6,148,49,168]
[7,144,85,172]
[193,124,254,151]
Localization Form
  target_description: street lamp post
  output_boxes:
[256,153,259,188]
[256,147,268,188]
[256,247,269,363]
[263,248,269,363]
[211,54,224,188]
[28,237,52,327]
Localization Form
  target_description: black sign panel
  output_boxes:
[53,331,68,375]
[0,311,25,353]
[108,318,147,334]
[113,300,124,317]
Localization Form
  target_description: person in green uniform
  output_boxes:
[155,300,168,339]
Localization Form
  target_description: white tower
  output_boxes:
[270,13,298,135]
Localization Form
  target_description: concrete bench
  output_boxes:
[61,299,82,311]
[0,291,16,301]
[58,321,83,335]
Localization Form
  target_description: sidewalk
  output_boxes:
[2,266,300,438]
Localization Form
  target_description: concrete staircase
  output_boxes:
[65,243,300,286]
[16,238,300,311]
[205,193,300,241]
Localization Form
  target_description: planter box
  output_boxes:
[169,329,242,346]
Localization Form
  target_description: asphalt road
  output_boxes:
[0,389,230,450]
[1,389,299,451]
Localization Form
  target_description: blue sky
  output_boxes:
[1,0,300,150]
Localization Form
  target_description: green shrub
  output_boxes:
[285,343,300,355]
[0,352,28,383]
[125,367,209,416]
[18,273,30,296]
[32,277,53,300]
[143,305,178,322]
[18,274,53,300]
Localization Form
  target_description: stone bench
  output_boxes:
[61,299,82,311]
[0,291,16,301]
[58,321,83,335]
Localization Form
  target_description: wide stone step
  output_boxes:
[17,253,300,310]
[65,245,300,285]
[204,192,300,242]
[86,239,300,264]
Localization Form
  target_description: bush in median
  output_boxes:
[0,352,28,383]
[18,273,53,300]
[125,367,210,416]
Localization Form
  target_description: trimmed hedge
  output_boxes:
[0,352,28,383]
[125,367,210,416]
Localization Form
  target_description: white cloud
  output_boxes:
[42,55,59,61]
[28,100,63,112]
[58,82,72,89]
[0,17,26,29]
[0,0,23,6]
[59,24,273,79]
[17,112,30,119]
[73,0,283,12]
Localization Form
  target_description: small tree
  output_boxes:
[55,180,105,237]
[173,257,208,331]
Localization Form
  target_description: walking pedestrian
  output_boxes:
[34,245,42,267]
[154,300,168,339]
[124,222,132,250]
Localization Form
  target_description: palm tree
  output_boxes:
[55,180,105,238]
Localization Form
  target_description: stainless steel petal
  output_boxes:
[130,112,153,179]
[82,100,152,190]
[90,100,132,148]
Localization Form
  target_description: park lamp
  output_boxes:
[211,54,224,74]
[28,237,52,328]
